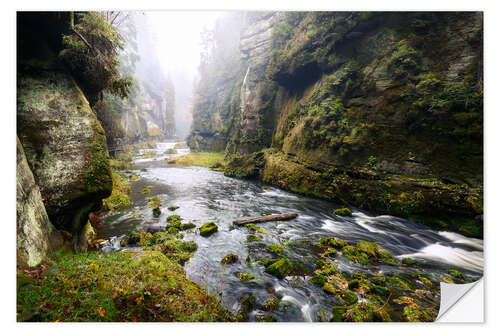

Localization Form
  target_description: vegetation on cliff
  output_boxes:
[188,12,483,237]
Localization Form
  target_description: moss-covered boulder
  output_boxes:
[265,258,293,279]
[200,222,218,237]
[221,253,239,265]
[17,39,112,250]
[335,207,353,216]
[238,272,255,281]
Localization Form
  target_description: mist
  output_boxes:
[127,11,224,139]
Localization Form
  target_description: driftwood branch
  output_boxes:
[233,213,298,226]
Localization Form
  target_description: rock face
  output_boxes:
[188,12,483,237]
[17,137,62,267]
[17,41,112,249]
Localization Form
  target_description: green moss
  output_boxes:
[238,273,255,281]
[257,257,276,268]
[199,222,218,237]
[167,206,180,211]
[348,279,360,289]
[221,254,239,265]
[255,314,278,322]
[267,244,284,254]
[339,291,358,305]
[335,207,353,216]
[331,306,349,322]
[265,258,293,279]
[83,138,112,194]
[311,274,327,287]
[244,224,265,233]
[342,245,370,265]
[246,234,262,242]
[16,251,235,322]
[325,249,338,258]
[167,227,179,235]
[103,170,130,211]
[166,214,182,228]
[147,196,161,209]
[259,296,280,311]
[447,269,465,279]
[179,223,196,230]
[402,258,417,265]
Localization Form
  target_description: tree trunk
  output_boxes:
[233,213,298,226]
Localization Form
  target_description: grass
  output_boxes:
[17,250,237,322]
[167,152,225,169]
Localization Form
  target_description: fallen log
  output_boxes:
[233,213,298,226]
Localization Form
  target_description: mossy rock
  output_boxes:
[341,245,370,265]
[199,222,218,237]
[319,237,347,249]
[447,269,465,279]
[325,249,338,258]
[244,223,265,233]
[120,231,141,246]
[167,227,179,235]
[246,234,262,242]
[179,223,196,230]
[238,272,255,281]
[267,244,284,254]
[357,241,378,257]
[257,257,276,268]
[348,279,360,289]
[371,285,390,296]
[255,314,278,322]
[166,214,182,227]
[370,275,387,286]
[259,296,280,311]
[402,258,417,265]
[323,282,336,294]
[335,207,353,216]
[167,206,179,211]
[339,291,358,305]
[311,274,327,287]
[318,263,338,276]
[265,258,293,279]
[221,253,239,265]
[331,306,349,322]
[152,207,161,218]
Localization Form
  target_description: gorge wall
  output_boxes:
[187,12,484,237]
[17,12,116,259]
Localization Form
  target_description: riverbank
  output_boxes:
[17,249,238,322]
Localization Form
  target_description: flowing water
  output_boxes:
[99,141,483,321]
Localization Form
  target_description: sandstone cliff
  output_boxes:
[188,12,483,237]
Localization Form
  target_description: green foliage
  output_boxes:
[59,12,132,104]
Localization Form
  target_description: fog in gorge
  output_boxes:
[123,11,226,139]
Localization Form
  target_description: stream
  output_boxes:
[99,141,484,322]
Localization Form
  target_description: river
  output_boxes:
[99,141,483,322]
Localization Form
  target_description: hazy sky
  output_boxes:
[145,11,224,77]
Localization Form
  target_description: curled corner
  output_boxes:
[436,278,484,322]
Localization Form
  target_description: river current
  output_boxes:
[99,141,483,321]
